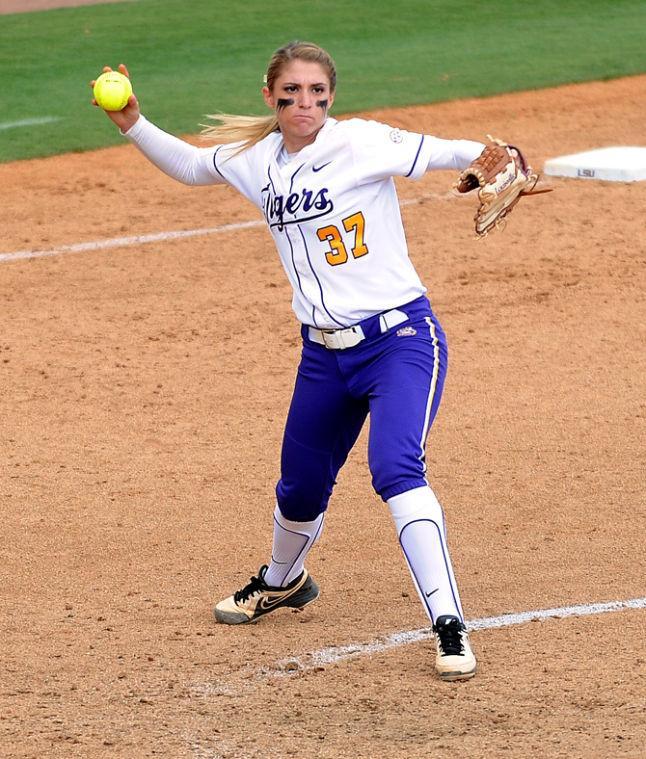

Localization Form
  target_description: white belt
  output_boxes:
[308,308,409,350]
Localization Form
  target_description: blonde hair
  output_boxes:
[200,41,337,153]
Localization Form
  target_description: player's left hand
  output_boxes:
[90,63,141,133]
[455,137,553,237]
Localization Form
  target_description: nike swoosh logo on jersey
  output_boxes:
[425,588,439,598]
[312,161,333,172]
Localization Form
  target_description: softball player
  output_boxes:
[94,42,483,681]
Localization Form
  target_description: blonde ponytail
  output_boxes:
[199,41,336,155]
[200,113,279,153]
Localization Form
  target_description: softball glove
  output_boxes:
[456,136,551,237]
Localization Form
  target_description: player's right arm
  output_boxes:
[90,63,223,187]
[123,116,224,186]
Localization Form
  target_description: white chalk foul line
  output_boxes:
[0,194,457,264]
[188,596,645,754]
[270,596,646,674]
[0,220,265,263]
[189,596,646,700]
[0,116,61,131]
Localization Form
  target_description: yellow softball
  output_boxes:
[93,70,133,112]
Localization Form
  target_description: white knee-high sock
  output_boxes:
[263,505,325,587]
[387,486,464,624]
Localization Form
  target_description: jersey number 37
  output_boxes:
[316,211,369,266]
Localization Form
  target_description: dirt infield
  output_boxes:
[1,75,645,758]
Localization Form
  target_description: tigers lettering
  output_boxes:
[262,184,334,230]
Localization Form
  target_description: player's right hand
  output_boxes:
[90,63,140,133]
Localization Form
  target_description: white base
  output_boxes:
[544,146,646,182]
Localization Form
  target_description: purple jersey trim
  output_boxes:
[212,145,227,179]
[405,135,426,178]
[297,225,346,328]
[283,227,311,322]
[289,163,306,193]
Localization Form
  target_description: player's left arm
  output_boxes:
[424,137,486,172]
[347,120,485,183]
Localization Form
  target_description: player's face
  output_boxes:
[262,60,335,152]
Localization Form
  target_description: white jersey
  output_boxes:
[126,116,483,328]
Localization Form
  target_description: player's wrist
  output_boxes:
[120,112,144,136]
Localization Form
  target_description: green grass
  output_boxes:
[0,0,644,162]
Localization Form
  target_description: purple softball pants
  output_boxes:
[275,296,448,521]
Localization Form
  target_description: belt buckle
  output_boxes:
[321,329,340,349]
[321,325,364,350]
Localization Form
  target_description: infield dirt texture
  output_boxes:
[1,2,645,758]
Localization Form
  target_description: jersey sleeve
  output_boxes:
[123,115,266,208]
[124,116,226,186]
[207,141,266,208]
[425,136,485,171]
[346,119,436,184]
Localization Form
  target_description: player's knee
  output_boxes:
[275,477,331,521]
[369,451,426,502]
